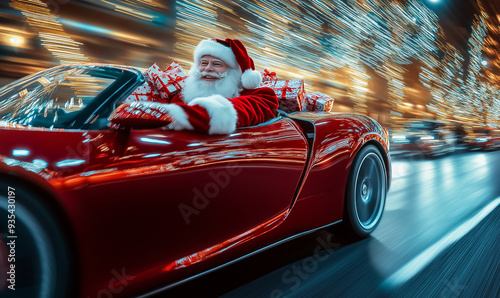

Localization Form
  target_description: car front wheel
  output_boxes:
[343,145,387,238]
[0,180,75,297]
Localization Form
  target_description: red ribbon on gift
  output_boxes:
[263,69,276,77]
[153,74,185,97]
[262,69,278,82]
[279,80,293,98]
[142,62,186,101]
[310,94,320,104]
[165,62,183,73]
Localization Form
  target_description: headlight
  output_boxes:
[420,136,434,140]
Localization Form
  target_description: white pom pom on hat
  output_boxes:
[193,38,262,89]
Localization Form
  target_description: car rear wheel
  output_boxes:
[343,145,387,238]
[0,180,74,297]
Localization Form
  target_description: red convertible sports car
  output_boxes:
[0,64,391,297]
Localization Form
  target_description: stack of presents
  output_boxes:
[123,62,187,103]
[124,62,334,114]
[259,69,334,113]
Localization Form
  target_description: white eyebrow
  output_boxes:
[200,58,225,64]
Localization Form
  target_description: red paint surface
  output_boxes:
[0,112,390,297]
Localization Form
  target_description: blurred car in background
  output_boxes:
[390,119,456,157]
[464,126,500,150]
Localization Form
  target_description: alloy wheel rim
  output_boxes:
[353,152,386,230]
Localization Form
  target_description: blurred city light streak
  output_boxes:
[9,0,89,64]
[0,24,35,51]
[174,0,227,67]
[463,2,500,127]
[481,2,500,86]
[6,34,24,47]
[81,0,166,22]
[7,0,104,104]
[1,0,499,128]
[420,42,465,123]
[59,19,152,47]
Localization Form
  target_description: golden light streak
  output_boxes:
[10,0,89,64]
[7,35,25,47]
[7,0,500,128]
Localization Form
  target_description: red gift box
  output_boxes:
[109,102,173,128]
[124,62,187,104]
[147,62,187,100]
[143,63,163,82]
[260,69,279,83]
[305,92,334,112]
[265,80,305,113]
[123,83,154,103]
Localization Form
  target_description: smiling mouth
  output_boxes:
[202,75,219,80]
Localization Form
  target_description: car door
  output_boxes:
[73,117,308,283]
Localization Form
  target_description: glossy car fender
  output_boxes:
[279,112,391,231]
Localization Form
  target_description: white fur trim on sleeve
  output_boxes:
[189,95,238,135]
[161,104,194,131]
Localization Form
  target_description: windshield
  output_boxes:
[0,65,122,129]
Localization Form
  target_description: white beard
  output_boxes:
[182,66,242,103]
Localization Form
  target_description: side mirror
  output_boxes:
[109,102,173,129]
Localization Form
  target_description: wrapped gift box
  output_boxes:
[260,69,279,83]
[305,92,334,112]
[148,62,187,100]
[124,62,187,104]
[143,63,163,82]
[267,80,305,113]
[109,102,173,128]
[123,82,153,103]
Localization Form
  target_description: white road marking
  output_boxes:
[381,196,500,289]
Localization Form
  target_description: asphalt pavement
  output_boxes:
[162,147,500,298]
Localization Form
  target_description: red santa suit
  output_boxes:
[164,87,278,134]
[112,38,278,134]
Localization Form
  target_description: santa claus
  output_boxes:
[129,38,279,134]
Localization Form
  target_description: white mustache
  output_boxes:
[194,70,228,79]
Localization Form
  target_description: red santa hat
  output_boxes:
[193,38,262,89]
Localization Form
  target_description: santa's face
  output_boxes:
[198,55,229,80]
[182,55,242,103]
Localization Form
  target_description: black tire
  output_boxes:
[343,145,387,238]
[0,179,74,297]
